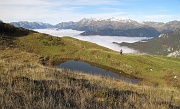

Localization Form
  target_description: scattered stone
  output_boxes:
[150,68,153,71]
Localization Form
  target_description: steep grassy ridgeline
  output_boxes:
[119,29,180,57]
[0,49,180,109]
[0,22,180,108]
[0,22,31,37]
[0,22,33,49]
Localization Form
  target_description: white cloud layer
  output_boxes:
[34,29,150,53]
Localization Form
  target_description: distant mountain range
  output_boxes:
[10,18,180,37]
[80,27,160,37]
[115,29,180,57]
[11,21,54,29]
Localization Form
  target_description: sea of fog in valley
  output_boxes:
[34,29,151,53]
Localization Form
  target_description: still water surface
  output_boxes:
[56,60,139,84]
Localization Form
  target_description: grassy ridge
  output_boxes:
[15,33,180,88]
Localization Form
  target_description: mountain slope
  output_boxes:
[1,21,180,88]
[0,21,32,48]
[118,29,180,57]
[55,18,180,32]
[80,27,160,37]
[1,21,179,87]
[0,21,30,37]
[0,22,180,108]
[55,18,143,31]
[143,20,180,32]
[1,49,180,109]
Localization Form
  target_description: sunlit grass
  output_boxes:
[0,31,180,108]
[13,33,180,88]
[0,49,179,108]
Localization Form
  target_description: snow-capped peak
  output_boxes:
[81,17,97,22]
[80,17,136,23]
[107,17,128,22]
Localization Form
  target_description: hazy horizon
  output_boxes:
[1,0,180,24]
[34,29,150,53]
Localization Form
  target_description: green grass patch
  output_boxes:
[13,32,180,89]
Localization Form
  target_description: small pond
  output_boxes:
[55,60,139,84]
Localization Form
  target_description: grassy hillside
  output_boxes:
[0,22,32,49]
[0,22,180,108]
[14,33,180,88]
[0,49,180,109]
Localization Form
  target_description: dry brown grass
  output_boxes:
[0,49,179,109]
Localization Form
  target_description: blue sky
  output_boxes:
[0,0,180,24]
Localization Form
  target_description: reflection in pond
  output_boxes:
[55,60,139,84]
